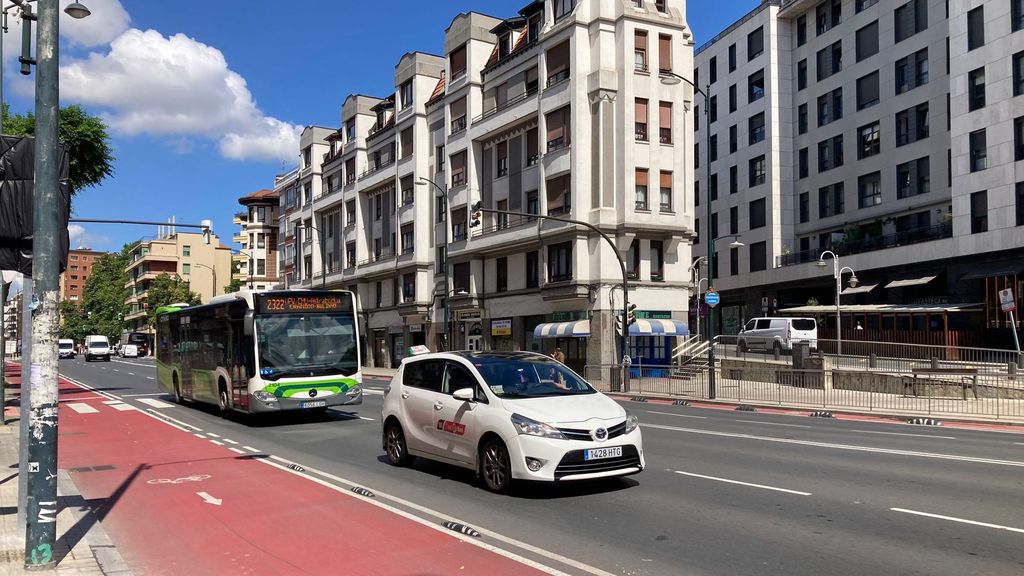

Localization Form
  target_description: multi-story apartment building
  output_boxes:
[287,0,697,370]
[693,0,1024,347]
[235,189,281,289]
[279,127,334,288]
[123,230,233,339]
[59,248,106,303]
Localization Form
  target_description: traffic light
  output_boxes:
[615,312,624,337]
[627,303,638,326]
[470,201,483,228]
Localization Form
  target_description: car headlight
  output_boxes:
[253,391,278,403]
[511,413,567,440]
[623,411,639,435]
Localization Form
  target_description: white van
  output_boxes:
[84,335,111,362]
[58,339,76,359]
[737,317,818,354]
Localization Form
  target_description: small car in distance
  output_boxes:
[381,351,644,493]
[119,344,139,358]
[58,339,75,359]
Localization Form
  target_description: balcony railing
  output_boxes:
[547,137,567,152]
[546,69,570,87]
[635,201,649,211]
[776,222,953,268]
[472,86,538,123]
[357,250,395,266]
[635,124,648,142]
[659,128,672,144]
[359,157,395,178]
[470,215,537,238]
[450,116,467,134]
[548,273,573,283]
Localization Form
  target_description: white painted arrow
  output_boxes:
[196,491,222,506]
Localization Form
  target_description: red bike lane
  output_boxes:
[55,378,550,576]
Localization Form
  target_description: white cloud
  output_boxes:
[67,224,111,249]
[59,28,301,163]
[60,0,131,47]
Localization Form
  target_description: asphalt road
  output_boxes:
[58,357,1024,576]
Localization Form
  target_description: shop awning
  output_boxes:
[841,283,877,295]
[885,275,937,289]
[628,319,689,336]
[533,320,590,338]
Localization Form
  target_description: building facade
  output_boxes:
[59,249,107,303]
[693,0,1024,348]
[283,0,698,370]
[235,189,281,289]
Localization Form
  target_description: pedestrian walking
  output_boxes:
[551,347,566,364]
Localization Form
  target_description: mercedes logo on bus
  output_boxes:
[592,427,607,442]
[308,389,318,398]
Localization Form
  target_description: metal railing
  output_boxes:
[776,222,952,267]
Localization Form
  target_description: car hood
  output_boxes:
[499,393,625,426]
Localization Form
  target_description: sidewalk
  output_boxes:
[1,365,132,575]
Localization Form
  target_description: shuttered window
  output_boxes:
[856,71,879,110]
[659,34,672,73]
[546,106,571,150]
[856,21,878,62]
[450,44,467,78]
[659,101,672,144]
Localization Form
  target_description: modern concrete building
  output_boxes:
[235,189,281,290]
[285,0,698,370]
[59,248,107,303]
[692,0,1024,348]
[123,230,233,339]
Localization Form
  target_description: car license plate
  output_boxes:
[301,400,326,409]
[584,446,622,460]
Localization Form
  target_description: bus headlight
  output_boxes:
[346,385,361,396]
[253,391,278,403]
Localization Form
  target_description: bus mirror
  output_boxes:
[244,310,254,336]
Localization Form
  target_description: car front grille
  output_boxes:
[557,420,627,441]
[554,445,641,480]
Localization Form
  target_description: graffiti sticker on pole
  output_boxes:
[999,288,1016,312]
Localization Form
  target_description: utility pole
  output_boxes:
[24,0,59,568]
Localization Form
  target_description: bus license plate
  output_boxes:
[301,400,327,409]
[584,446,622,461]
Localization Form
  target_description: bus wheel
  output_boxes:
[384,421,411,466]
[172,375,183,404]
[218,381,230,418]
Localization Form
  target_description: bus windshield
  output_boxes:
[255,313,358,380]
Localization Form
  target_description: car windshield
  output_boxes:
[59,343,73,349]
[88,342,106,349]
[471,356,596,398]
[255,313,358,379]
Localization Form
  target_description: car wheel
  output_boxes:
[480,438,512,493]
[384,421,411,466]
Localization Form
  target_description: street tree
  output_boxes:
[80,248,131,341]
[144,274,200,327]
[58,300,88,344]
[3,103,114,194]
[224,278,243,294]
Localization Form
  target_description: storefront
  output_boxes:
[490,318,514,351]
[625,312,690,366]
[389,325,404,367]
[532,312,590,373]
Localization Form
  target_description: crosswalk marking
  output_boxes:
[110,403,136,411]
[137,398,174,409]
[67,403,98,414]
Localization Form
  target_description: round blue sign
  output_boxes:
[705,292,720,306]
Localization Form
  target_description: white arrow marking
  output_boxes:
[197,491,222,506]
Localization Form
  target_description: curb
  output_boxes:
[56,470,134,575]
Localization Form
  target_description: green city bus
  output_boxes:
[155,289,362,415]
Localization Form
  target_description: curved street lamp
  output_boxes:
[818,250,859,355]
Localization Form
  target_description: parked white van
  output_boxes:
[58,339,76,359]
[737,317,818,354]
[84,335,112,362]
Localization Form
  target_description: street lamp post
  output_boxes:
[660,71,716,398]
[417,177,450,351]
[235,249,254,289]
[191,262,217,300]
[818,250,859,356]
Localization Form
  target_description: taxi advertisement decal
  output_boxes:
[437,419,466,436]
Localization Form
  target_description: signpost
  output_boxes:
[705,291,720,308]
[999,288,1020,353]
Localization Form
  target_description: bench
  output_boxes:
[908,367,978,400]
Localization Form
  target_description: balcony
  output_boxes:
[450,116,467,135]
[472,87,539,124]
[367,123,395,144]
[359,157,395,179]
[546,69,570,87]
[776,222,953,268]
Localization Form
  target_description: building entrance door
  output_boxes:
[467,335,483,351]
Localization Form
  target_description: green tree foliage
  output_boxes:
[224,278,243,294]
[3,104,114,193]
[58,300,89,344]
[144,274,200,327]
[80,248,131,341]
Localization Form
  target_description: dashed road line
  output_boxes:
[110,403,136,411]
[207,432,220,438]
[127,372,135,376]
[146,377,155,380]
[851,429,956,440]
[209,440,224,446]
[221,438,239,445]
[890,508,1024,534]
[242,446,260,453]
[228,447,246,454]
[674,470,812,496]
[193,433,206,439]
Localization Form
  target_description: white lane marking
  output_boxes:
[890,508,1024,534]
[228,447,246,454]
[851,429,957,440]
[146,377,155,381]
[209,440,224,446]
[674,470,812,496]
[647,410,708,420]
[112,369,120,372]
[60,376,122,403]
[123,393,165,397]
[60,395,106,401]
[112,359,155,368]
[193,433,206,439]
[137,398,175,409]
[642,423,1024,468]
[221,438,239,445]
[362,389,384,396]
[206,432,220,438]
[66,403,98,414]
[197,491,222,506]
[127,372,135,376]
[103,400,123,405]
[242,446,260,453]
[1014,442,1024,446]
[736,420,813,429]
[147,411,201,432]
[359,416,375,421]
[259,456,592,576]
[138,409,193,433]
[110,403,136,411]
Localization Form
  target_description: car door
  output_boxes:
[400,359,448,457]
[429,361,482,465]
[754,319,772,349]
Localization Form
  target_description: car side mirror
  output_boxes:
[452,388,475,402]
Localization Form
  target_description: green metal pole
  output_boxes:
[25,0,60,568]
[703,84,716,400]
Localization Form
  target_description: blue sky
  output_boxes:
[5,0,756,254]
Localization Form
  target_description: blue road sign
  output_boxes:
[705,291,720,307]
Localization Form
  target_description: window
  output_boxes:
[347,242,356,268]
[728,43,736,71]
[797,15,807,46]
[817,135,844,172]
[449,97,467,133]
[970,129,987,172]
[658,34,672,73]
[857,0,878,12]
[859,121,880,159]
[729,205,738,235]
[1015,116,1024,161]
[710,135,718,162]
[374,194,383,221]
[749,155,766,187]
[729,165,738,194]
[450,44,467,79]
[729,84,737,112]
[968,67,985,111]
[182,245,191,257]
[402,273,415,302]
[526,251,539,288]
[797,59,807,90]
[548,242,572,282]
[496,141,508,177]
[526,128,539,166]
[345,118,356,141]
[400,80,413,109]
[650,241,664,281]
[967,6,984,51]
[655,0,667,13]
[856,20,879,61]
[817,88,843,126]
[634,31,648,72]
[895,103,929,145]
[546,41,570,85]
[856,71,879,110]
[555,0,575,20]
[749,241,766,272]
[816,41,842,80]
[401,224,414,254]
[635,99,648,141]
[712,213,719,239]
[527,190,539,216]
[435,196,446,223]
[729,124,737,153]
[971,190,988,233]
[748,26,764,60]
[749,198,766,229]
[659,171,673,212]
[1015,0,1024,32]
[858,172,882,208]
[816,0,841,35]
[257,260,266,276]
[799,148,809,178]
[635,169,649,210]
[182,263,191,275]
[400,127,413,158]
[748,69,764,102]
[1015,52,1024,97]
[895,0,927,43]
[896,157,930,197]
[450,150,467,186]
[436,145,445,172]
[895,48,928,94]
[818,182,845,217]
[659,101,673,143]
[798,104,808,134]
[709,96,718,124]
[748,112,765,145]
[496,257,508,292]
[257,233,266,249]
[799,192,809,223]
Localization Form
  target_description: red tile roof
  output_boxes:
[426,71,446,105]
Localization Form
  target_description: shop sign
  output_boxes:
[635,310,672,320]
[409,324,424,333]
[491,318,512,336]
[388,325,404,334]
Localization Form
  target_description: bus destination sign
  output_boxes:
[258,294,351,314]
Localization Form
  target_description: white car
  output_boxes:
[119,344,139,358]
[381,351,644,492]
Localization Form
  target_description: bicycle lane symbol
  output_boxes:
[146,474,212,485]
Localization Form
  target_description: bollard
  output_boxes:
[869,352,877,368]
[931,357,939,369]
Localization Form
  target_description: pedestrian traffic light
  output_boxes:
[615,312,624,336]
[627,303,638,326]
[470,201,483,228]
